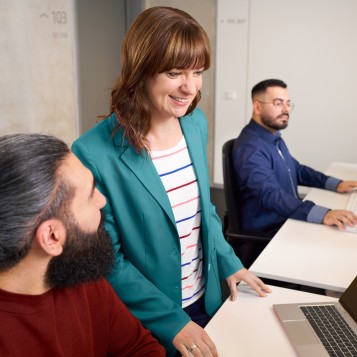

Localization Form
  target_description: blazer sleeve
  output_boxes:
[72,139,190,357]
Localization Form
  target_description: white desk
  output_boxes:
[250,162,357,292]
[205,284,337,357]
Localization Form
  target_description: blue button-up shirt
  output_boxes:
[232,119,340,236]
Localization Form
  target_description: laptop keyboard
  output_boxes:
[300,305,357,356]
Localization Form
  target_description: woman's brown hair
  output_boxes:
[110,6,211,153]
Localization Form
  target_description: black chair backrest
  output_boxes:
[222,139,241,233]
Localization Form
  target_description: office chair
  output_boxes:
[222,139,271,268]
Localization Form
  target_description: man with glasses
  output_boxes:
[232,79,357,239]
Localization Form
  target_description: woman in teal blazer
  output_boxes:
[72,7,269,357]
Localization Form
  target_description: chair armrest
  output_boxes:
[225,231,271,243]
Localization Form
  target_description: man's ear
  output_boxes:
[253,100,261,115]
[35,219,66,257]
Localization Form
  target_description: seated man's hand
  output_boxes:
[323,209,357,230]
[226,268,271,301]
[173,320,218,357]
[336,181,357,193]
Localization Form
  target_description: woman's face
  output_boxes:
[146,68,204,121]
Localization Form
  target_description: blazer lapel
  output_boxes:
[180,117,210,215]
[114,136,177,229]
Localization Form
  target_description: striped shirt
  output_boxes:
[151,136,205,308]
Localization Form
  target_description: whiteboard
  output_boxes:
[214,0,357,185]
[0,0,78,144]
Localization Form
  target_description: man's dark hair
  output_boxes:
[251,79,287,99]
[0,133,72,271]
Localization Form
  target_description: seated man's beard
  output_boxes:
[45,216,115,289]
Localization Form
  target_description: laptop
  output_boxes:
[273,275,357,357]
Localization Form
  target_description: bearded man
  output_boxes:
[0,133,164,357]
[232,79,357,246]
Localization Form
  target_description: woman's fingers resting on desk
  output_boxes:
[226,268,272,301]
[173,321,218,357]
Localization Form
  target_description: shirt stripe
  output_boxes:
[176,210,201,224]
[151,146,187,160]
[158,163,193,177]
[172,196,199,209]
[167,179,197,193]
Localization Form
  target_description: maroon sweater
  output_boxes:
[0,279,165,357]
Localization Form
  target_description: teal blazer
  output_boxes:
[72,108,243,356]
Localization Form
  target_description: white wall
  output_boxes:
[214,0,357,185]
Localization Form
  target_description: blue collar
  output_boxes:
[248,119,281,145]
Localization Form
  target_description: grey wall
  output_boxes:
[0,0,126,144]
[75,0,125,134]
[0,0,78,145]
